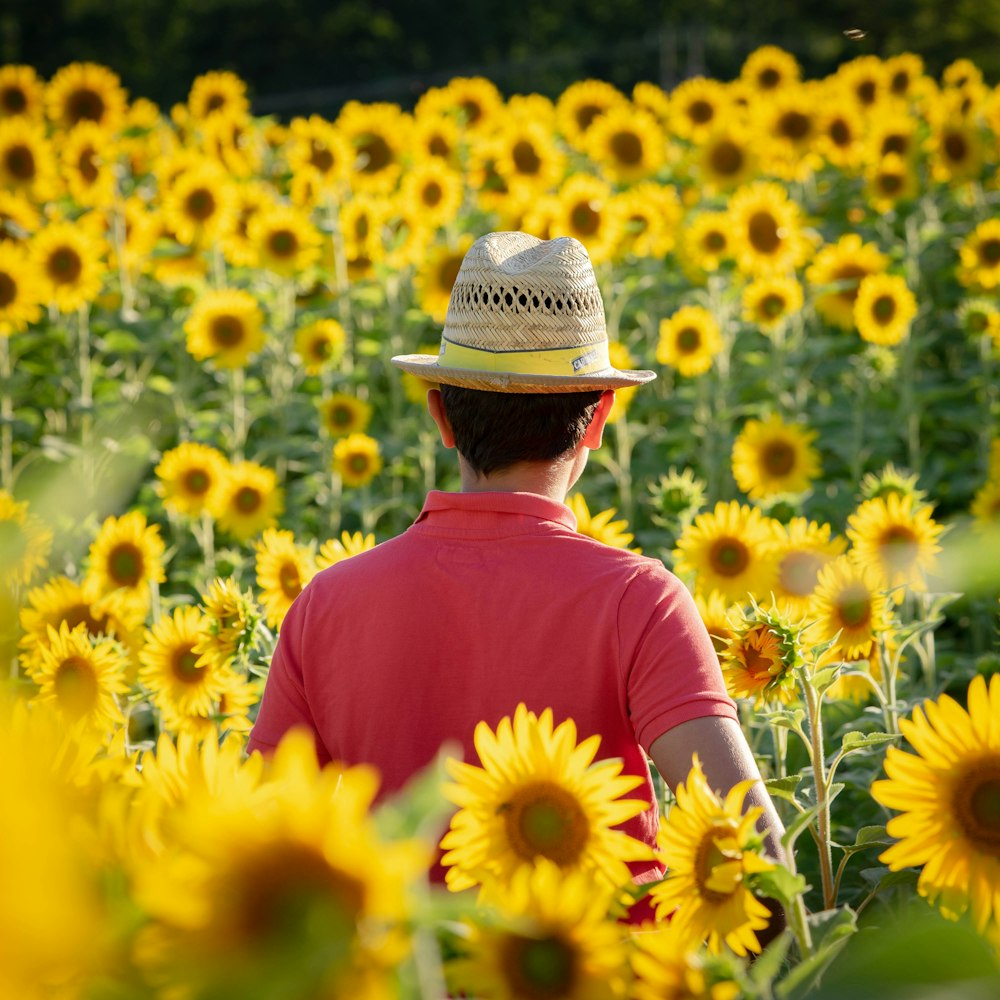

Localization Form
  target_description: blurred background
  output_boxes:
[4,0,998,115]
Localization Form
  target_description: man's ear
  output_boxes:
[581,390,616,449]
[426,388,456,449]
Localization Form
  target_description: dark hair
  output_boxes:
[439,384,603,476]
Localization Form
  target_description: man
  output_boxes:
[248,231,786,907]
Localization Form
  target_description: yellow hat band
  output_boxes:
[437,338,611,377]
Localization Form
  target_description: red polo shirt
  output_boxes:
[248,490,737,883]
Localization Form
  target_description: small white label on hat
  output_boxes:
[572,348,600,372]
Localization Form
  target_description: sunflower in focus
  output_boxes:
[656,304,723,378]
[45,61,127,132]
[552,174,620,266]
[0,242,42,334]
[846,494,944,601]
[447,862,629,1000]
[440,703,653,894]
[317,531,376,570]
[255,528,317,629]
[586,105,666,183]
[741,276,803,333]
[415,237,472,322]
[769,517,847,621]
[555,79,628,151]
[678,211,732,278]
[668,77,729,142]
[194,577,261,670]
[806,233,889,329]
[727,181,809,276]
[248,202,323,276]
[673,500,779,604]
[567,493,639,552]
[332,433,382,489]
[720,602,805,706]
[210,460,283,541]
[0,64,44,120]
[872,674,1000,934]
[187,70,249,122]
[84,510,166,614]
[30,621,127,732]
[155,441,229,519]
[731,413,821,501]
[853,272,918,346]
[649,754,775,956]
[294,318,345,374]
[319,393,372,438]
[958,219,1000,291]
[337,100,411,194]
[0,490,51,587]
[30,220,105,313]
[0,117,57,201]
[184,288,265,368]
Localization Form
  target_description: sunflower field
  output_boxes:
[2,47,1000,999]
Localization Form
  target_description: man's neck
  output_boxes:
[457,456,580,504]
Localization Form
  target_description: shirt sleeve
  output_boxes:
[619,562,738,753]
[246,587,332,765]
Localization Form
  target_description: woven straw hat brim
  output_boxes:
[391,353,657,393]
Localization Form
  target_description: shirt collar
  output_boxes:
[414,490,577,531]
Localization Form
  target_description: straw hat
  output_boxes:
[391,231,657,392]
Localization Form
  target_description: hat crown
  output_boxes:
[443,232,607,352]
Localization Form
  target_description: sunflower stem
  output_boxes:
[0,335,13,492]
[325,192,354,376]
[111,197,137,321]
[197,509,216,584]
[77,305,96,498]
[613,416,634,526]
[419,427,437,495]
[803,675,836,910]
[231,365,247,462]
[327,469,342,536]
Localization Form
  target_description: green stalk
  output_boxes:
[0,335,12,491]
[803,676,836,910]
[231,365,247,461]
[613,416,634,526]
[325,192,354,376]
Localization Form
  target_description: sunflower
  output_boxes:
[187,70,249,122]
[294,318,346,374]
[872,674,1000,934]
[337,100,411,194]
[678,211,732,279]
[741,276,803,333]
[958,219,1000,291]
[769,517,847,621]
[865,152,918,213]
[493,119,567,198]
[338,192,388,267]
[631,80,671,125]
[814,90,865,170]
[807,554,893,664]
[410,111,462,168]
[201,111,261,180]
[415,236,472,322]
[60,121,117,208]
[218,180,272,267]
[194,576,261,669]
[656,305,723,378]
[858,462,927,506]
[884,53,926,101]
[319,393,372,438]
[867,109,919,164]
[285,114,353,189]
[0,242,42,334]
[631,917,739,1000]
[720,602,806,706]
[806,233,889,330]
[566,493,640,552]
[555,79,628,151]
[731,413,821,501]
[399,159,466,229]
[440,703,653,894]
[727,181,809,276]
[612,182,681,260]
[446,862,629,1000]
[586,105,666,184]
[0,189,40,242]
[0,64,44,120]
[552,174,620,266]
[420,75,505,135]
[317,530,377,570]
[696,120,758,191]
[382,195,434,270]
[648,467,707,534]
[853,273,918,346]
[84,510,166,613]
[401,342,440,405]
[648,754,775,956]
[184,288,265,368]
[846,494,945,601]
[835,55,887,110]
[970,479,1000,531]
[162,158,238,246]
[210,460,284,541]
[740,45,801,94]
[30,621,127,732]
[154,441,229,519]
[332,433,382,489]
[928,119,984,184]
[255,528,317,629]
[604,343,638,424]
[693,590,742,658]
[30,221,105,313]
[45,61,127,133]
[668,77,729,142]
[0,119,57,204]
[248,202,322,276]
[673,501,779,604]
[0,489,52,587]
[755,84,822,178]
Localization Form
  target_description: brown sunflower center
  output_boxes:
[856,80,877,105]
[878,171,904,195]
[890,70,910,95]
[183,468,211,496]
[710,139,744,176]
[512,139,542,175]
[676,327,702,353]
[570,201,600,237]
[172,645,204,683]
[688,99,714,125]
[761,440,796,476]
[348,453,370,475]
[501,780,589,865]
[694,829,738,902]
[779,551,823,597]
[943,131,969,164]
[205,93,227,113]
[309,141,334,173]
[709,538,750,577]
[436,254,463,293]
[881,134,909,157]
[62,602,111,638]
[279,561,302,599]
[268,229,298,259]
[54,655,99,715]
[308,335,332,361]
[421,180,443,206]
[5,143,35,180]
[210,315,246,347]
[108,542,143,587]
[501,934,578,999]
[703,230,726,253]
[978,239,1000,266]
[0,271,16,308]
[47,246,83,284]
[743,631,781,680]
[67,87,106,124]
[610,129,643,166]
[574,103,602,132]
[758,67,781,89]
[234,486,263,514]
[828,118,852,147]
[778,110,810,141]
[428,134,450,158]
[833,264,869,303]
[77,146,99,184]
[880,525,919,573]
[760,293,787,319]
[953,762,1000,855]
[748,211,781,255]
[873,294,897,324]
[0,85,27,113]
[328,403,354,429]
[837,583,872,629]
[357,133,391,174]
[185,187,217,221]
[460,99,483,126]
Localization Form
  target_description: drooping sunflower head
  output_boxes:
[187,71,249,123]
[720,601,806,705]
[656,304,723,379]
[567,493,640,553]
[184,287,266,369]
[254,528,317,630]
[84,510,166,613]
[332,433,383,489]
[731,413,821,502]
[45,61,128,133]
[0,489,52,587]
[209,460,284,542]
[154,441,229,519]
[294,318,345,374]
